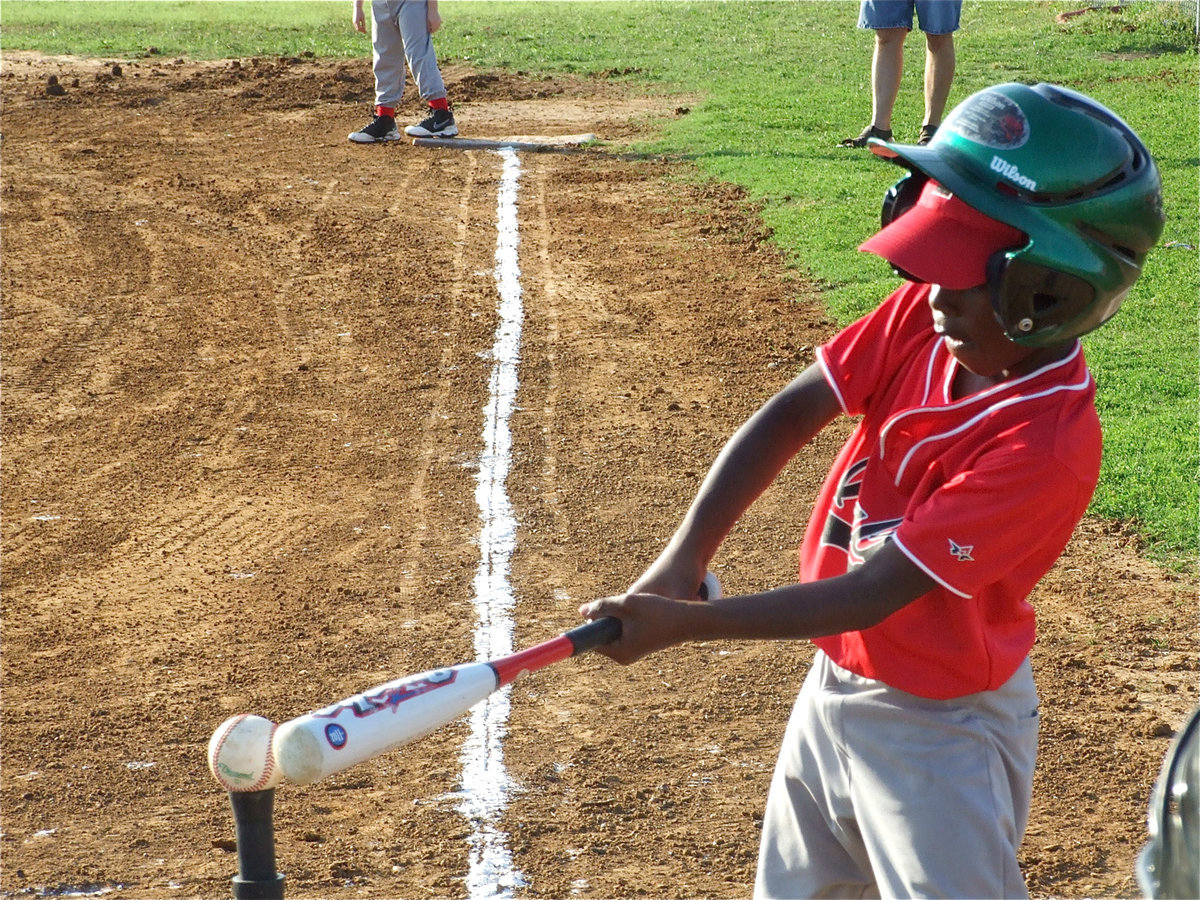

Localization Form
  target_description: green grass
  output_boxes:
[0,1,357,59]
[3,0,1196,564]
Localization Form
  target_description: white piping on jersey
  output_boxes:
[815,349,850,414]
[920,333,941,401]
[882,341,1091,488]
[893,533,972,598]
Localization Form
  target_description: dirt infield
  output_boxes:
[2,53,1196,899]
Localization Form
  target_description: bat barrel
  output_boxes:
[273,618,625,785]
[273,663,501,784]
[227,789,285,899]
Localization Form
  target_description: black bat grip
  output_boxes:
[565,616,622,655]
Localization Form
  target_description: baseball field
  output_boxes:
[2,2,1197,898]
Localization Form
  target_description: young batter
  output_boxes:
[582,83,1164,898]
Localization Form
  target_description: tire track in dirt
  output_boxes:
[375,152,478,623]
[3,132,339,586]
[1,180,174,590]
[318,150,501,675]
[1,177,144,439]
[529,164,569,552]
[39,165,353,659]
[115,172,353,585]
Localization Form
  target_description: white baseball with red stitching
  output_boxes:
[207,714,282,792]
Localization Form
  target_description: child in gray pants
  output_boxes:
[350,0,458,142]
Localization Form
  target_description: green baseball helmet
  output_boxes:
[871,82,1165,346]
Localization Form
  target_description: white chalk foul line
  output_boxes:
[457,147,527,899]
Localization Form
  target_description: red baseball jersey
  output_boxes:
[808,281,1102,699]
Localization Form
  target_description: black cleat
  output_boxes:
[404,107,458,138]
[349,114,401,143]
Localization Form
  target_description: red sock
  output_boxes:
[428,97,449,111]
[375,105,395,118]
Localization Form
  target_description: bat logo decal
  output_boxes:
[325,723,349,749]
[311,669,459,723]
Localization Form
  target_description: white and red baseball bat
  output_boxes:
[272,616,622,785]
[272,573,722,785]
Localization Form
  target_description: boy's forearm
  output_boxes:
[582,541,935,665]
[690,577,892,642]
[683,543,935,643]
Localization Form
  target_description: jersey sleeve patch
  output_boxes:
[893,533,972,598]
[897,452,1094,599]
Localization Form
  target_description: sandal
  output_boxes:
[838,125,892,148]
[917,123,938,146]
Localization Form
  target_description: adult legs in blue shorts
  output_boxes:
[839,0,962,148]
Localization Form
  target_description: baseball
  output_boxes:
[207,713,283,792]
[699,570,723,601]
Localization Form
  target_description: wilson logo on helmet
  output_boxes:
[989,156,1038,192]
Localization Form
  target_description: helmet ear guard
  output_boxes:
[877,171,934,283]
[880,171,928,229]
[986,252,1103,346]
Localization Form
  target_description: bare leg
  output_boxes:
[871,27,908,131]
[923,32,956,127]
